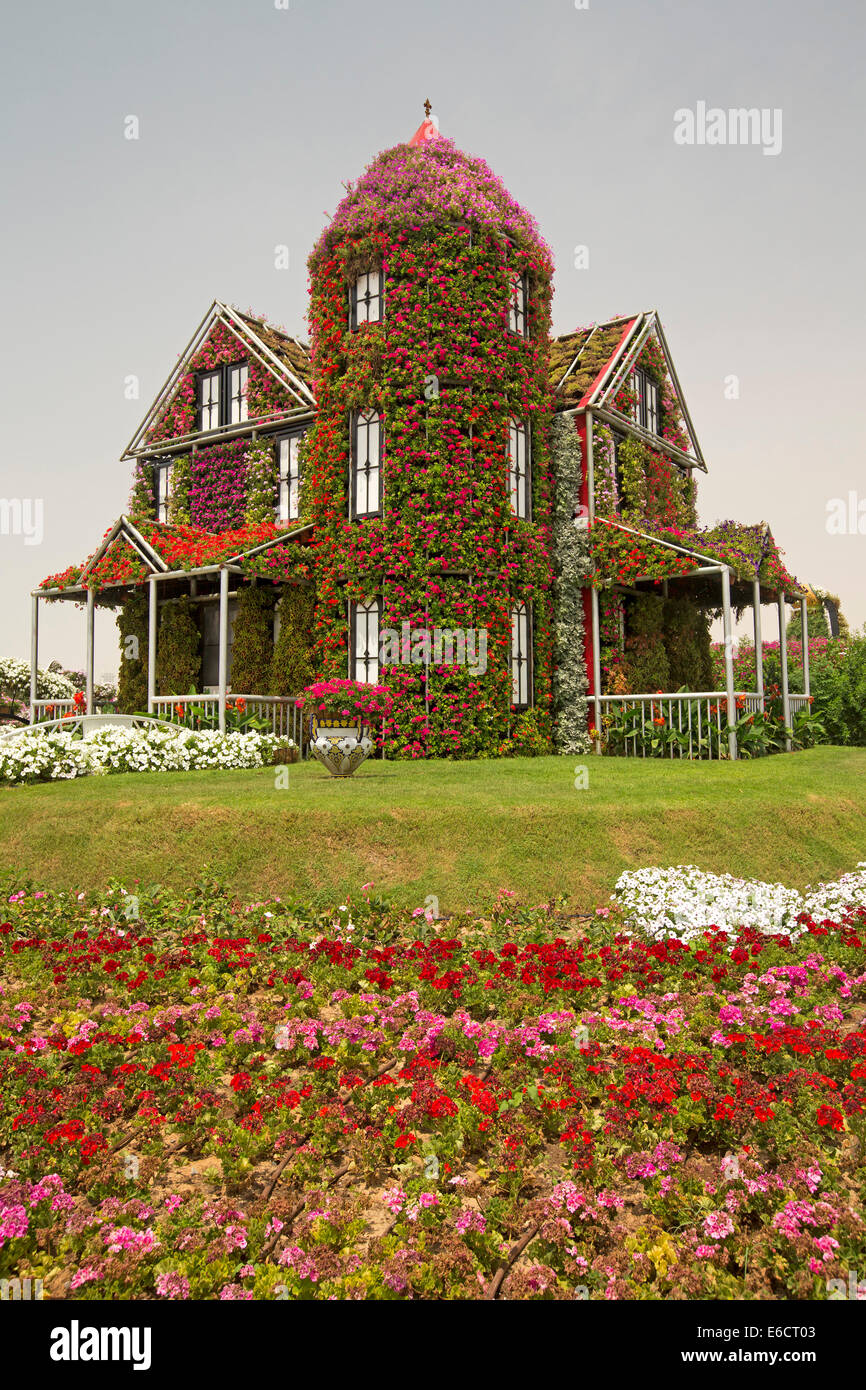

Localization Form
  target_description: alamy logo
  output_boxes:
[0,498,43,546]
[0,1276,43,1300]
[49,1320,152,1371]
[827,1269,866,1300]
[826,491,866,535]
[379,623,487,674]
[673,102,782,156]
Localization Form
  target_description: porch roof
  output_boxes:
[590,517,806,602]
[36,516,315,599]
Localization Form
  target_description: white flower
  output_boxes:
[612,863,866,942]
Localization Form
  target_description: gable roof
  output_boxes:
[550,310,706,472]
[38,517,315,596]
[121,300,316,460]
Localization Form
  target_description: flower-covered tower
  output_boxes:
[305,134,556,757]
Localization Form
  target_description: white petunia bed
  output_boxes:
[0,726,284,785]
[612,862,866,941]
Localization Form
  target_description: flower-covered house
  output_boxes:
[31,116,813,759]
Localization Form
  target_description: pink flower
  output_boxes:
[702,1212,734,1240]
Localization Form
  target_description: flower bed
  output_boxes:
[1,873,864,1300]
[612,863,866,942]
[0,728,281,785]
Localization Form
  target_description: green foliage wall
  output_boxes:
[156,596,201,696]
[127,462,155,526]
[622,594,670,692]
[116,592,149,713]
[245,439,278,525]
[271,585,316,695]
[168,455,192,525]
[230,585,277,693]
[663,597,713,690]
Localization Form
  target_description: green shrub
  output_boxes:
[271,586,316,695]
[116,592,149,713]
[230,585,276,693]
[156,597,201,696]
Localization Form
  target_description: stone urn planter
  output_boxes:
[310,719,374,778]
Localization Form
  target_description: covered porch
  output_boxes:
[587,519,812,760]
[31,514,315,743]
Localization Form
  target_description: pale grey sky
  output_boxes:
[1,0,863,677]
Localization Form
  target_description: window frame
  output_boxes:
[350,597,382,686]
[350,409,383,519]
[632,368,660,436]
[196,359,249,432]
[510,600,533,710]
[350,270,385,329]
[507,270,529,338]
[508,418,532,520]
[276,429,305,523]
[155,462,172,523]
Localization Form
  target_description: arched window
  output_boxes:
[351,271,384,327]
[352,410,382,517]
[510,601,532,708]
[508,419,531,519]
[351,598,382,684]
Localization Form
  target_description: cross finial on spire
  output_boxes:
[424,97,432,119]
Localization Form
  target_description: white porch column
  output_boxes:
[29,593,39,723]
[147,575,158,714]
[721,566,738,760]
[752,578,764,710]
[800,597,811,697]
[778,594,792,751]
[586,408,595,522]
[590,586,602,753]
[218,566,229,734]
[85,588,95,715]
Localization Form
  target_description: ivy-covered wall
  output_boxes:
[271,586,316,695]
[227,585,276,693]
[155,597,201,696]
[116,591,149,714]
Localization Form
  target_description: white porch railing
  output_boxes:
[596,690,811,760]
[151,693,306,748]
[30,699,117,724]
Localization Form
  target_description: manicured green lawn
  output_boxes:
[2,747,864,910]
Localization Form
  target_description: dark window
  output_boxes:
[508,419,531,519]
[276,432,304,522]
[197,361,248,432]
[350,271,384,328]
[507,271,528,337]
[351,598,381,684]
[510,601,532,708]
[351,410,382,517]
[633,368,660,435]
